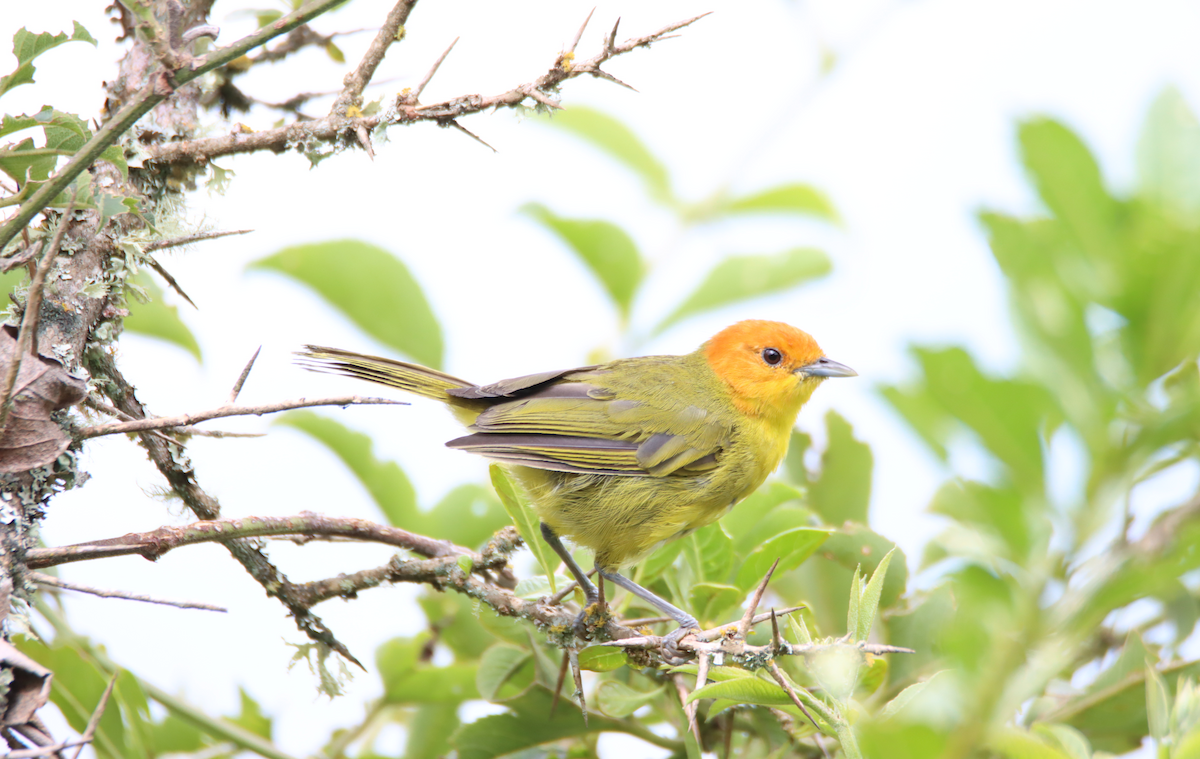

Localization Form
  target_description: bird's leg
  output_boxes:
[540,523,605,638]
[598,568,700,663]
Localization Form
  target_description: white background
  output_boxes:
[4,1,1200,756]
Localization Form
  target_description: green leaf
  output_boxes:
[1137,86,1200,220]
[1019,118,1118,263]
[682,522,734,584]
[0,22,96,98]
[1147,664,1170,742]
[1043,657,1200,754]
[275,412,417,527]
[1032,724,1092,759]
[542,107,672,204]
[930,479,1036,562]
[490,466,558,592]
[123,273,202,361]
[989,728,1074,759]
[639,539,683,584]
[688,583,744,626]
[249,239,443,368]
[404,703,459,759]
[855,547,895,642]
[734,526,831,591]
[819,524,907,610]
[654,248,831,335]
[688,676,792,707]
[476,645,534,701]
[879,677,936,720]
[427,483,511,550]
[722,481,808,553]
[807,411,873,526]
[17,638,135,759]
[595,681,663,718]
[521,203,643,318]
[377,637,478,704]
[720,183,839,224]
[0,137,56,185]
[227,688,272,741]
[577,646,627,673]
[451,688,621,759]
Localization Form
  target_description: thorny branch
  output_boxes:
[26,514,489,570]
[30,572,227,611]
[75,393,406,439]
[145,12,709,165]
[87,351,368,669]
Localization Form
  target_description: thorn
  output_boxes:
[674,673,701,746]
[144,228,253,253]
[550,650,569,717]
[148,257,198,309]
[522,85,562,110]
[605,17,620,53]
[738,558,780,639]
[569,648,587,725]
[355,123,374,159]
[229,346,261,403]
[767,660,819,731]
[448,120,496,152]
[415,37,459,100]
[590,68,637,92]
[569,8,596,54]
[696,651,710,690]
[771,608,783,653]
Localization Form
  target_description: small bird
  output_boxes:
[299,320,854,648]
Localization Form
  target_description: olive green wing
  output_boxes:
[446,377,732,477]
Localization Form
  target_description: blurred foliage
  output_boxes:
[7,1,1200,755]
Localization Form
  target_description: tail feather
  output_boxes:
[297,345,474,402]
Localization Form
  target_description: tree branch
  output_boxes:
[26,514,488,570]
[145,12,709,165]
[75,394,406,439]
[0,0,350,252]
[87,351,367,669]
[330,0,416,115]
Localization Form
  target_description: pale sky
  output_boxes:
[5,1,1200,756]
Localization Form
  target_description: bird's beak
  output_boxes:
[799,356,857,378]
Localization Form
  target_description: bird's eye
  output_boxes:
[761,348,783,366]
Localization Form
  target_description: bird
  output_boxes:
[298,319,855,650]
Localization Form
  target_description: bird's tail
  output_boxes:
[297,345,474,402]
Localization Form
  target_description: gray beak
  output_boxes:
[800,356,857,378]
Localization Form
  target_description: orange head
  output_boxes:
[704,320,856,421]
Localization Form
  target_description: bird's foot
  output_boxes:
[662,624,700,666]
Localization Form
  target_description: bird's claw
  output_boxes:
[662,625,699,665]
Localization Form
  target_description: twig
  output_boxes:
[229,347,261,402]
[675,673,700,746]
[550,650,570,717]
[26,514,484,570]
[3,738,93,758]
[767,660,819,731]
[88,351,366,669]
[31,572,227,611]
[568,8,596,55]
[448,120,496,152]
[548,567,597,605]
[0,0,351,253]
[413,38,458,100]
[76,394,406,439]
[143,228,253,252]
[82,396,261,439]
[331,0,416,114]
[70,672,118,759]
[146,257,197,309]
[739,558,780,638]
[146,13,709,165]
[0,192,78,432]
[569,648,586,725]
